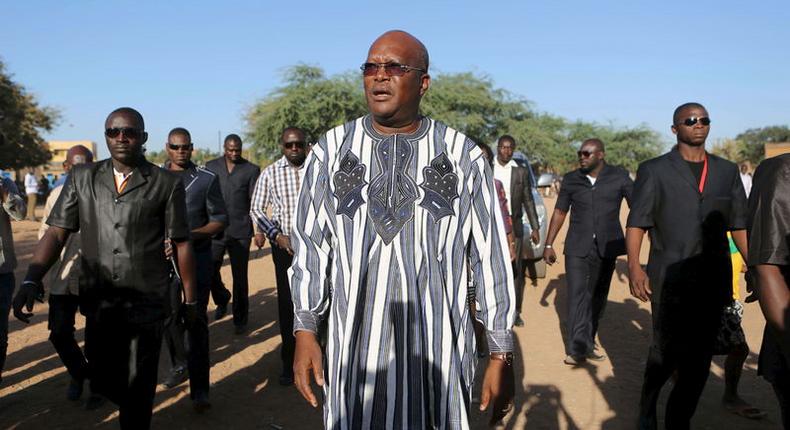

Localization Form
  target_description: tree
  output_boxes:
[735,125,790,165]
[0,60,60,170]
[709,138,741,162]
[245,65,664,172]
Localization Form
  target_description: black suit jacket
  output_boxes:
[557,164,633,258]
[627,148,747,315]
[507,166,540,238]
[47,159,189,318]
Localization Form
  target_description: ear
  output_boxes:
[141,131,149,144]
[419,73,431,96]
[671,125,678,135]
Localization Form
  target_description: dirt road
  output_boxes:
[0,197,781,429]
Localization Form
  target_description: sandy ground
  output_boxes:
[0,197,782,429]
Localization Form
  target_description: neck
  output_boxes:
[587,162,605,178]
[371,115,421,135]
[168,161,190,171]
[111,157,139,174]
[677,142,706,162]
[496,158,509,167]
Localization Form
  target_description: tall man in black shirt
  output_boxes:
[13,107,197,429]
[626,103,748,429]
[544,139,632,365]
[162,127,227,411]
[205,134,260,333]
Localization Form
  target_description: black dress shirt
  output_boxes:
[205,157,260,239]
[46,159,189,318]
[556,164,633,258]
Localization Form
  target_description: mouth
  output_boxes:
[370,87,392,101]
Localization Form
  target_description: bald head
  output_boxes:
[105,107,145,130]
[581,138,605,152]
[369,30,429,71]
[64,144,94,173]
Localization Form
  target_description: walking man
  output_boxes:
[493,134,540,327]
[291,30,515,428]
[626,102,748,429]
[0,172,25,384]
[206,134,259,333]
[37,145,96,402]
[543,138,632,365]
[24,169,38,220]
[250,126,308,386]
[14,107,197,429]
[162,127,227,411]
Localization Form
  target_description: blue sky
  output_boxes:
[2,1,788,159]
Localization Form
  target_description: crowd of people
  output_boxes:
[0,30,788,430]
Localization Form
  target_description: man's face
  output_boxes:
[224,140,242,163]
[105,112,147,165]
[578,143,603,173]
[166,134,193,168]
[497,139,515,164]
[672,106,710,147]
[363,35,430,126]
[281,131,308,167]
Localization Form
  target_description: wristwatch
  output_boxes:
[489,352,514,366]
[544,244,553,249]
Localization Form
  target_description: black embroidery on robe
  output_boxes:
[419,152,459,222]
[367,137,418,244]
[333,151,367,219]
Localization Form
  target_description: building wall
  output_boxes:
[42,140,97,175]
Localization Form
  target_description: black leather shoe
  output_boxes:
[214,303,228,320]
[66,377,84,401]
[514,314,525,327]
[192,391,211,413]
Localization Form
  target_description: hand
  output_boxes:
[276,234,293,255]
[628,264,651,302]
[13,280,44,323]
[508,241,516,262]
[0,181,7,203]
[530,230,540,245]
[543,247,557,265]
[293,331,324,408]
[164,239,173,259]
[182,302,199,328]
[744,269,758,303]
[254,233,266,249]
[479,358,515,426]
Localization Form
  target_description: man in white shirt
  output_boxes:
[24,170,38,220]
[739,163,752,197]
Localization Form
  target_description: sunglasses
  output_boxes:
[283,141,307,150]
[577,150,596,158]
[681,117,711,127]
[105,127,142,139]
[168,143,193,151]
[360,62,426,77]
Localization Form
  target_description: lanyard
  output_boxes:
[698,154,709,194]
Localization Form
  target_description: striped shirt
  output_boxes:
[289,115,515,429]
[250,156,304,240]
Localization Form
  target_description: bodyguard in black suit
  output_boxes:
[544,139,632,365]
[626,103,749,429]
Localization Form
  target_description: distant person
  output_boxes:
[205,134,260,334]
[249,126,308,386]
[24,169,38,220]
[162,127,227,412]
[493,134,540,327]
[0,172,26,384]
[37,145,101,404]
[739,163,752,197]
[543,138,633,365]
[747,153,790,429]
[14,107,197,429]
[290,30,515,428]
[626,102,748,429]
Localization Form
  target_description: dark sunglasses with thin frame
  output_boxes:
[168,143,193,151]
[360,62,426,77]
[105,127,142,139]
[681,117,711,127]
[577,150,596,158]
[283,141,307,150]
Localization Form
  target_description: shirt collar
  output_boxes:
[495,159,518,169]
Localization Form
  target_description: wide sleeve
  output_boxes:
[626,162,657,229]
[288,144,334,334]
[249,168,278,241]
[205,174,228,226]
[1,178,26,221]
[469,155,515,353]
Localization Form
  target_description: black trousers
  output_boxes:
[772,378,790,430]
[163,247,212,397]
[564,248,615,356]
[211,237,251,327]
[513,238,526,314]
[271,245,296,374]
[48,294,89,381]
[84,305,164,430]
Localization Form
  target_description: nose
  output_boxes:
[374,64,389,81]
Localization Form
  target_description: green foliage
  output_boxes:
[709,138,741,162]
[735,125,790,165]
[245,65,665,173]
[245,64,367,161]
[144,148,221,167]
[0,60,60,169]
